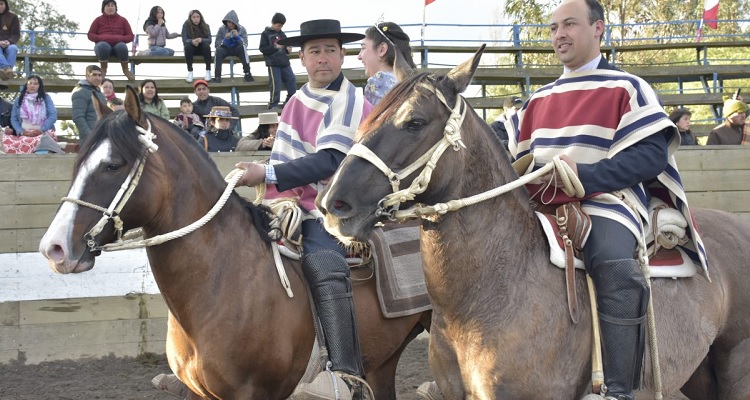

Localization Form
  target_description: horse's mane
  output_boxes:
[359,72,432,138]
[74,112,275,242]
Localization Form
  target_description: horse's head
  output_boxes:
[39,86,216,273]
[319,45,489,243]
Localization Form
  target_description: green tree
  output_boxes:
[13,0,78,78]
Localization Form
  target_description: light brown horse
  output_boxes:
[318,47,750,399]
[38,87,431,399]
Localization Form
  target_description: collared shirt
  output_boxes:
[563,54,603,74]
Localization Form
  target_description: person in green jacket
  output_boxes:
[138,79,170,120]
[71,65,107,144]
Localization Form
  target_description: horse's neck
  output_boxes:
[419,134,549,310]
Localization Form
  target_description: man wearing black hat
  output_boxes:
[489,95,522,149]
[236,19,372,400]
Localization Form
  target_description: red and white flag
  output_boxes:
[703,0,719,29]
[425,0,437,5]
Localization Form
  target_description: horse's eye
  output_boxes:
[106,163,122,172]
[406,119,426,132]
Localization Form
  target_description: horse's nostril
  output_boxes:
[46,244,66,264]
[333,200,351,213]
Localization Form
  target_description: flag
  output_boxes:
[703,0,719,29]
[131,34,139,56]
[425,0,436,4]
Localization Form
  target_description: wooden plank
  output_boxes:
[0,228,45,254]
[680,170,750,192]
[686,191,750,212]
[18,295,166,325]
[13,181,69,206]
[0,182,14,205]
[675,147,750,171]
[0,204,59,229]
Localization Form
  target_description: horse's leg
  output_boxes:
[427,324,465,400]
[678,354,717,400]
[713,338,750,399]
[366,322,426,400]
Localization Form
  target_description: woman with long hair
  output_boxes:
[181,9,212,82]
[358,21,416,106]
[2,75,60,153]
[143,5,179,56]
[138,79,170,119]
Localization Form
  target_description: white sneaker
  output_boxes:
[205,70,212,81]
[186,71,193,82]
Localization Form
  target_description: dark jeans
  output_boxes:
[94,42,129,62]
[301,219,346,258]
[214,45,250,77]
[267,65,296,108]
[184,42,211,71]
[583,215,637,273]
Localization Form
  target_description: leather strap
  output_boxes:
[555,202,591,324]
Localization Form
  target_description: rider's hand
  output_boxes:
[235,162,266,187]
[540,154,578,188]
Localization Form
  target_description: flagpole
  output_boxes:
[421,1,426,47]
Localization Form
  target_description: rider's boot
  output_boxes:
[582,259,649,400]
[291,250,366,400]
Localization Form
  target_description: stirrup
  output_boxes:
[416,381,445,400]
[151,373,189,399]
[290,370,352,400]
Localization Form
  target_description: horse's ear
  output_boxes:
[445,44,486,94]
[393,43,415,83]
[92,92,111,120]
[123,85,148,128]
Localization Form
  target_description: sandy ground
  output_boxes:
[0,338,431,400]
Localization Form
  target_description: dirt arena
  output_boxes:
[0,338,431,399]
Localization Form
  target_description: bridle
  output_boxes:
[345,80,582,222]
[62,120,159,255]
[347,81,467,221]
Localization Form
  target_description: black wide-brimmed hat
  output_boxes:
[278,19,365,47]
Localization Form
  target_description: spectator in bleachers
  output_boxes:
[359,21,415,107]
[236,111,278,151]
[0,0,20,81]
[198,106,240,152]
[3,75,57,154]
[143,6,179,56]
[259,12,295,111]
[172,96,204,139]
[668,108,697,146]
[191,79,239,130]
[182,10,212,83]
[88,0,136,81]
[707,96,747,145]
[214,10,254,83]
[490,96,522,149]
[138,79,170,120]
[101,78,122,111]
[71,65,107,144]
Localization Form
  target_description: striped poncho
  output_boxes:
[266,75,372,218]
[508,69,709,274]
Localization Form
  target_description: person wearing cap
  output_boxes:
[213,10,254,83]
[503,2,707,400]
[235,18,372,400]
[236,111,278,151]
[707,96,748,145]
[489,95,523,149]
[358,21,416,106]
[198,106,240,152]
[190,79,240,131]
[259,12,296,111]
[87,0,136,81]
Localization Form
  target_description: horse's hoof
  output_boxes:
[416,381,444,400]
[152,373,189,399]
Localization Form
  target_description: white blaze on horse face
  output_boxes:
[39,140,113,264]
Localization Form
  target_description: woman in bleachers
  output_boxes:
[138,79,170,119]
[143,5,179,56]
[2,75,59,154]
[87,0,135,81]
[181,10,212,83]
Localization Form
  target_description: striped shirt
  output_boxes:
[266,74,372,218]
[508,69,709,274]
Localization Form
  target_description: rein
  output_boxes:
[348,82,583,222]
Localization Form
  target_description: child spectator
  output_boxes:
[87,0,135,81]
[181,10,212,82]
[172,96,204,139]
[668,107,697,146]
[0,0,20,81]
[199,106,240,152]
[143,5,180,56]
[214,10,253,83]
[138,79,169,119]
[259,13,295,111]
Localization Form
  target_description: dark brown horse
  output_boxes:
[38,87,431,399]
[319,47,750,399]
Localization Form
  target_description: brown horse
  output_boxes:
[38,87,431,399]
[318,47,750,399]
